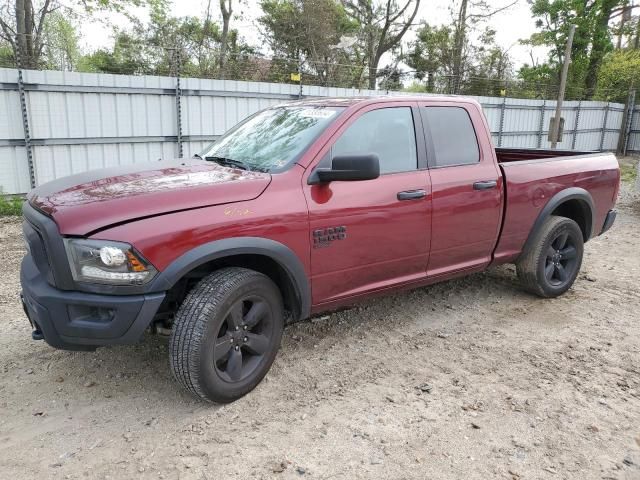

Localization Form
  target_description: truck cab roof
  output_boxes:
[282,95,482,109]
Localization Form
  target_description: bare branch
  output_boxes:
[388,0,412,25]
[380,0,420,53]
[610,5,640,20]
[343,1,366,20]
[33,0,53,58]
[0,16,17,47]
[468,0,518,19]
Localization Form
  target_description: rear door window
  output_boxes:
[422,107,480,167]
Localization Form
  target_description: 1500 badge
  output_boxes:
[313,226,347,248]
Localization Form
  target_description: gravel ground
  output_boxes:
[1,178,639,480]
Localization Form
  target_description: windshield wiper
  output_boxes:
[193,153,203,159]
[205,156,270,173]
[205,156,251,171]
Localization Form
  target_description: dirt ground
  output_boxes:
[1,170,639,480]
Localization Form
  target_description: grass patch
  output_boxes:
[619,158,638,183]
[0,195,24,216]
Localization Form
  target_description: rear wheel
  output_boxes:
[516,216,584,298]
[169,267,284,403]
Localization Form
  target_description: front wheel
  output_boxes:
[516,216,584,298]
[169,267,284,403]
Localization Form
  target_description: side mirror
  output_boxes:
[308,154,380,185]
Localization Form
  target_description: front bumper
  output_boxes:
[20,254,165,351]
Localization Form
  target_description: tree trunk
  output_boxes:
[584,0,617,98]
[14,0,40,68]
[451,0,468,94]
[366,5,376,90]
[427,71,434,92]
[15,0,27,65]
[219,0,232,79]
[25,0,33,66]
[367,55,377,90]
[617,5,629,49]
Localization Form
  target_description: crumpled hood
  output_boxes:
[29,159,271,235]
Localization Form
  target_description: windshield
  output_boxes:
[198,106,344,172]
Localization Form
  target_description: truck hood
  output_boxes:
[29,159,271,235]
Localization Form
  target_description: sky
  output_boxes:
[79,0,546,70]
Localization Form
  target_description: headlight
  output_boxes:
[63,239,157,285]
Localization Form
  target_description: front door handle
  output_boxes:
[397,189,426,201]
[473,180,498,190]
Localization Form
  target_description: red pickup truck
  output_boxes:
[20,96,620,402]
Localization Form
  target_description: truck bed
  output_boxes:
[492,149,620,265]
[496,147,596,164]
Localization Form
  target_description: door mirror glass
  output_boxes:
[309,154,380,184]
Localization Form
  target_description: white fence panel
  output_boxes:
[0,67,634,194]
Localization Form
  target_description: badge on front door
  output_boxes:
[312,226,347,248]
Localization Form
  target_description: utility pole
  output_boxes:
[551,24,575,149]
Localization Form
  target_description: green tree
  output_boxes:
[0,0,144,69]
[446,0,517,94]
[522,0,639,98]
[516,62,558,98]
[78,32,154,75]
[521,0,593,96]
[41,11,81,70]
[259,0,360,86]
[0,40,13,67]
[406,23,512,95]
[466,29,513,96]
[585,0,621,95]
[405,23,455,92]
[78,0,256,80]
[594,48,640,101]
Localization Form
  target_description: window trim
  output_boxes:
[328,105,424,176]
[420,105,482,169]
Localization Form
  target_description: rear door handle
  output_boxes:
[397,189,426,201]
[473,180,498,190]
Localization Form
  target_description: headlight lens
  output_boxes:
[63,239,157,285]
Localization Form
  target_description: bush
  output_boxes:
[0,195,24,216]
[595,50,640,103]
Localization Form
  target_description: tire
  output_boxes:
[516,215,584,298]
[169,267,284,403]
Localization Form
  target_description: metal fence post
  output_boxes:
[15,38,36,189]
[498,97,506,147]
[599,102,610,151]
[622,90,636,156]
[172,49,184,159]
[537,100,546,149]
[571,100,581,150]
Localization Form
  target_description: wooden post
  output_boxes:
[551,25,575,149]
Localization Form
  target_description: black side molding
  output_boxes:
[149,237,311,322]
[520,187,596,258]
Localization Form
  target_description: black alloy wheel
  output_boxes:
[213,296,275,383]
[543,230,580,287]
[170,267,284,403]
[516,215,584,298]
